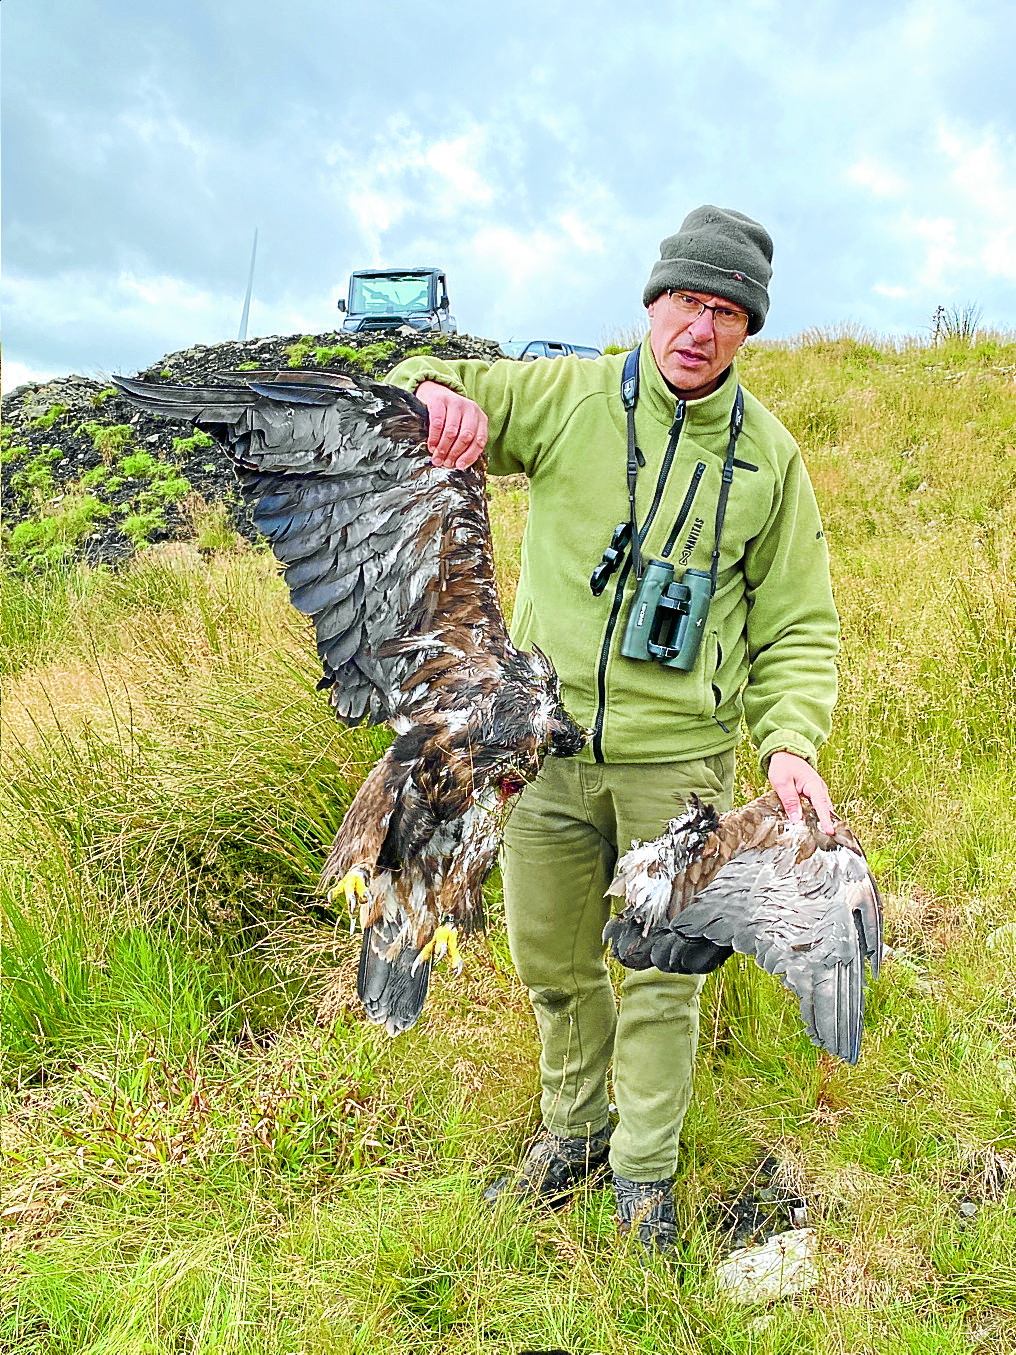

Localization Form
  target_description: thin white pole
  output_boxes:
[238,228,258,341]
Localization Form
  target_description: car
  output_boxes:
[501,339,603,361]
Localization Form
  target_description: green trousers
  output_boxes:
[500,750,735,1182]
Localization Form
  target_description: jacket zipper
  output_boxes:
[661,462,706,557]
[592,408,708,762]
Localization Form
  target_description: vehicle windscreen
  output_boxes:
[350,274,431,315]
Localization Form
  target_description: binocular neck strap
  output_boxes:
[622,347,646,579]
[620,348,744,591]
[709,385,745,596]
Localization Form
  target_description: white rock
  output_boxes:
[714,1227,819,1303]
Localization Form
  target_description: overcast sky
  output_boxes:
[3,0,1014,393]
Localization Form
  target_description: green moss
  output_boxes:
[9,447,62,503]
[311,343,348,366]
[78,421,134,462]
[283,335,397,374]
[120,450,161,480]
[29,403,69,431]
[5,492,108,570]
[350,340,397,373]
[1,441,29,466]
[91,386,117,407]
[80,465,108,489]
[141,473,191,505]
[312,340,397,374]
[284,336,315,367]
[120,509,166,545]
[236,361,260,371]
[172,430,214,455]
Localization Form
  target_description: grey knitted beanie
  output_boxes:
[643,205,773,334]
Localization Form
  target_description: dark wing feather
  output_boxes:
[113,369,508,726]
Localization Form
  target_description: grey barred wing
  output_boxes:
[604,794,883,1064]
[113,369,507,725]
[659,838,882,1063]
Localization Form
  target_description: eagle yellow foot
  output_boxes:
[411,924,464,976]
[328,867,371,931]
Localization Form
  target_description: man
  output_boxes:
[386,205,840,1250]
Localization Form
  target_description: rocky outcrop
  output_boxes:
[1,329,507,571]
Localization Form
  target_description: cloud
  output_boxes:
[880,124,1016,300]
[936,122,1016,281]
[1,360,63,396]
[325,120,500,266]
[905,214,960,292]
[847,159,907,198]
[425,132,495,208]
[0,265,325,392]
[835,115,1016,321]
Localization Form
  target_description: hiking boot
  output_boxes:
[613,1171,676,1251]
[482,1124,612,1209]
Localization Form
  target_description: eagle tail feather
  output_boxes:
[357,919,431,1036]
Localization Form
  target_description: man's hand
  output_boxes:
[767,751,837,835]
[415,380,488,470]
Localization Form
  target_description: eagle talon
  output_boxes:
[328,867,371,925]
[411,923,464,976]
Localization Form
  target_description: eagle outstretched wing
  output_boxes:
[603,793,883,1063]
[115,369,588,1035]
[115,368,502,727]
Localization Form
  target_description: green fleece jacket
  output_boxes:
[387,339,839,768]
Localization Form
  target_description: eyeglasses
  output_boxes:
[666,291,749,336]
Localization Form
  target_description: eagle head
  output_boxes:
[543,706,589,757]
[523,645,589,758]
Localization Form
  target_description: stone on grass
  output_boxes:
[714,1226,818,1303]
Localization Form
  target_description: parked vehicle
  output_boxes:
[501,339,603,361]
[338,268,457,334]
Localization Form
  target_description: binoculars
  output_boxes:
[620,560,712,671]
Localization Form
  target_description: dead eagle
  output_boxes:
[114,368,588,1035]
[603,792,883,1063]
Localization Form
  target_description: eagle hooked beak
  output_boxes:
[547,711,590,758]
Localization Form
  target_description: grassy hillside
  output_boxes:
[2,329,1014,1354]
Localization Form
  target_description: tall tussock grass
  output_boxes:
[3,334,1015,1354]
